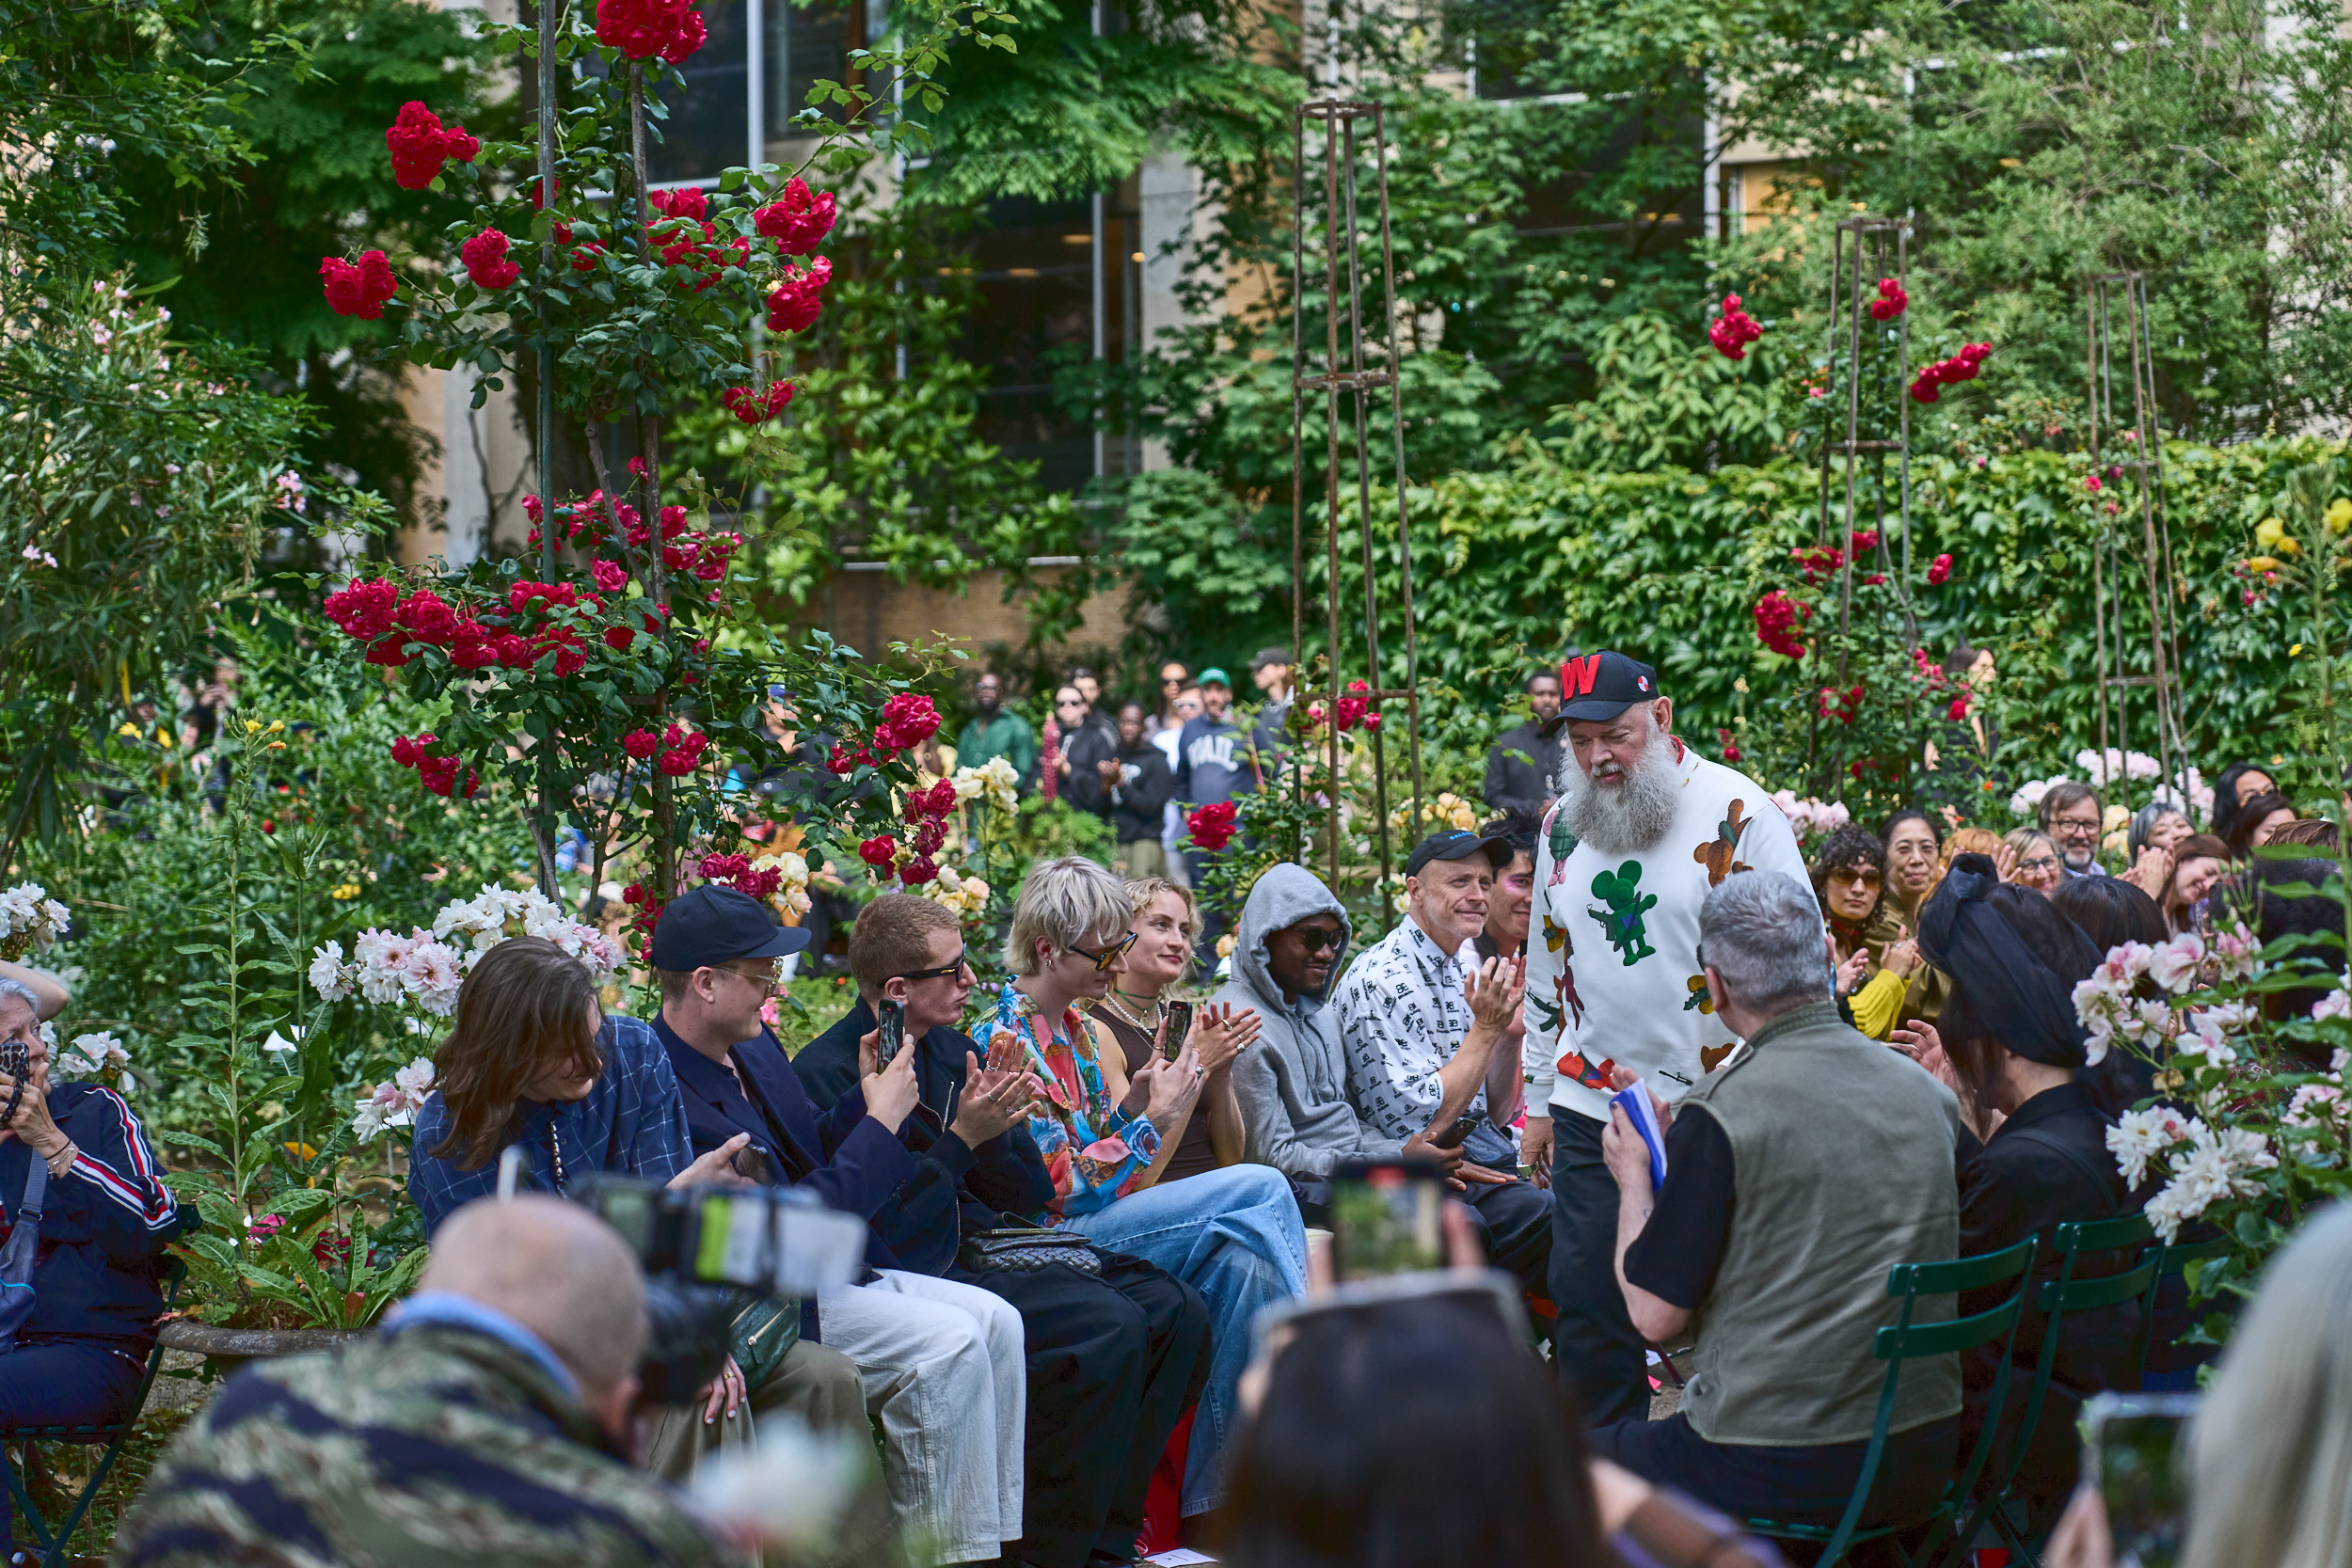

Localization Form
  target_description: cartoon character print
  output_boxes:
[1682,974,1715,1014]
[1692,798,1754,887]
[1701,1041,1739,1072]
[1542,800,1578,888]
[1554,1043,1616,1091]
[1588,860,1658,965]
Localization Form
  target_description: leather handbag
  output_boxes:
[728,1292,802,1388]
[958,1227,1101,1275]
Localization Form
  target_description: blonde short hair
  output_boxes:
[1126,876,1200,985]
[1005,855,1135,976]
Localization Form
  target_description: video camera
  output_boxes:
[568,1172,867,1403]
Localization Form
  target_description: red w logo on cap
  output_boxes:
[1561,654,1603,700]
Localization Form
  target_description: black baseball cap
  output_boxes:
[1248,647,1294,672]
[1553,650,1662,724]
[648,885,812,972]
[1405,828,1513,879]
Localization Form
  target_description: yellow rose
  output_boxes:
[2247,555,2282,573]
[2256,516,2286,549]
[2329,498,2352,533]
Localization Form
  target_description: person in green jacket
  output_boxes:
[957,672,1039,794]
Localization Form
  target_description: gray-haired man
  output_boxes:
[1593,870,1966,1530]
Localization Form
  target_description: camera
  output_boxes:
[0,1037,29,1125]
[569,1172,869,1398]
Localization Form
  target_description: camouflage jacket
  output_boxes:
[115,1324,728,1568]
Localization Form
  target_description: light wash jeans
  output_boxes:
[818,1269,1027,1564]
[1066,1163,1307,1513]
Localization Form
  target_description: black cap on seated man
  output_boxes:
[794,894,1215,1568]
[1328,831,1554,1312]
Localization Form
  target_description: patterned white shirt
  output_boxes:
[1335,915,1502,1152]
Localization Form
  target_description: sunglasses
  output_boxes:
[719,959,784,991]
[1291,926,1345,956]
[1827,868,1883,890]
[1068,930,1139,972]
[897,950,971,983]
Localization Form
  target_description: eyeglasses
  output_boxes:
[897,950,971,983]
[1291,926,1345,955]
[2018,855,2060,873]
[1827,868,1883,890]
[1067,930,1139,972]
[2051,816,2102,837]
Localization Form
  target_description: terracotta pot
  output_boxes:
[158,1319,367,1377]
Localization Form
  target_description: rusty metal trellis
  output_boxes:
[1291,100,1424,913]
[2085,272,2187,817]
[1814,217,1921,674]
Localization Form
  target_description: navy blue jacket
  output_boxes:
[795,999,1057,1275]
[653,1012,918,1338]
[0,1082,193,1348]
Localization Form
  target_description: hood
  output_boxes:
[1231,862,1352,1015]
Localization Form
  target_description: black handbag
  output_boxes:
[957,1226,1101,1275]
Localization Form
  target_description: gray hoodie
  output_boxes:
[1216,863,1406,1177]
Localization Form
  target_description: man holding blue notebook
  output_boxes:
[1518,650,1812,1424]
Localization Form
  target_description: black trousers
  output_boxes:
[953,1253,1212,1568]
[1547,1109,1650,1425]
[1460,1164,1555,1309]
[1594,1410,1961,1529]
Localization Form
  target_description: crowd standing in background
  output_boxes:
[63,641,2352,1568]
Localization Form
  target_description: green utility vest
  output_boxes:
[1675,1001,1968,1447]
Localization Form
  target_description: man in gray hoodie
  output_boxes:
[1219,864,1546,1305]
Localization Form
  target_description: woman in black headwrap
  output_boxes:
[1903,853,2144,1527]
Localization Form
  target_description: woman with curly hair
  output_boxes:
[1810,825,1922,1040]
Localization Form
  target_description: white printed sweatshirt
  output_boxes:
[1521,738,1815,1122]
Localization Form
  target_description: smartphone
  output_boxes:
[730,1141,776,1185]
[1161,999,1195,1063]
[1329,1157,1445,1281]
[2084,1391,2197,1568]
[877,999,907,1071]
[1430,1109,1486,1149]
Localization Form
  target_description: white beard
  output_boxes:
[1563,724,1681,855]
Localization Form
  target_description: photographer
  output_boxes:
[0,978,187,1461]
[404,937,867,1486]
[650,887,1030,1568]
[117,1195,728,1568]
[796,893,1215,1568]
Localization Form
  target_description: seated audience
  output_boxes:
[2154,832,2228,934]
[1334,829,1550,1295]
[1938,825,2007,879]
[1915,857,2143,1525]
[1089,877,1257,1183]
[1811,824,1922,1041]
[795,892,1216,1568]
[2206,759,2278,848]
[2046,1201,2352,1568]
[647,887,1031,1568]
[2126,800,2190,875]
[2225,851,2347,1069]
[1881,809,1951,1022]
[1222,1278,1783,1568]
[118,1196,728,1568]
[1595,871,1965,1528]
[2005,828,2065,897]
[2225,789,2297,858]
[0,978,187,1459]
[987,855,1309,1523]
[2038,783,2108,880]
[2266,816,2338,851]
[402,934,866,1489]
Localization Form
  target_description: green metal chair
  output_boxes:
[1745,1235,2039,1568]
[2,1259,184,1568]
[2136,1231,2233,1387]
[1934,1213,2162,1568]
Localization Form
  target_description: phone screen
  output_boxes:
[2085,1392,2197,1568]
[1329,1158,1443,1280]
[1162,1000,1194,1063]
[878,999,907,1071]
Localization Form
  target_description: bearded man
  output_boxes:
[1519,651,1814,1422]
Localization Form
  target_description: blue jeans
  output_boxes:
[1066,1164,1307,1514]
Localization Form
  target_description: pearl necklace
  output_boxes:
[1097,988,1164,1033]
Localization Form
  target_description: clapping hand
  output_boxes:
[949,1051,1040,1147]
[1182,1002,1261,1076]
[2121,846,2172,900]
[1465,954,1528,1031]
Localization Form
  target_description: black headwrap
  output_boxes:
[1915,852,2103,1067]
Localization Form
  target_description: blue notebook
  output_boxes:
[1610,1078,1669,1190]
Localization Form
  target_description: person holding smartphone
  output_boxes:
[797,894,1216,1568]
[989,856,1309,1528]
[1091,876,1260,1185]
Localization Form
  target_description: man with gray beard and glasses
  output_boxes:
[1518,651,1813,1422]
